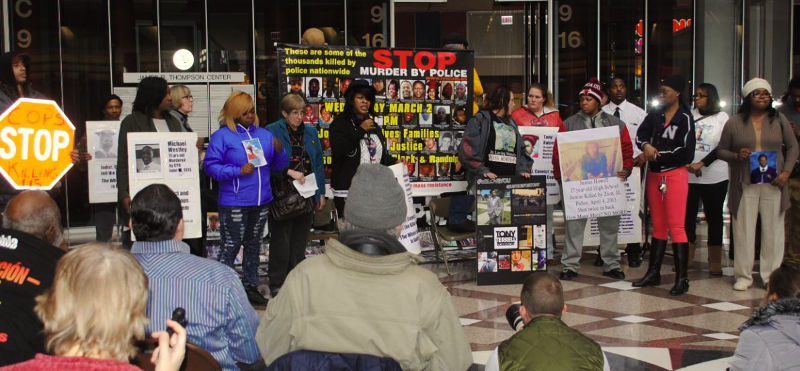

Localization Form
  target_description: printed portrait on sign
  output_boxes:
[400,80,413,100]
[558,137,622,182]
[135,144,162,176]
[93,129,118,159]
[306,77,321,98]
[438,131,455,153]
[478,189,510,225]
[750,151,778,184]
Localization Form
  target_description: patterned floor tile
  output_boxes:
[703,333,739,340]
[586,324,694,342]
[702,302,750,312]
[663,311,749,333]
[614,315,655,323]
[568,290,693,315]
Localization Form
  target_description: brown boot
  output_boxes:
[708,244,722,276]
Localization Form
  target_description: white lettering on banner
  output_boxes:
[494,227,518,249]
[122,72,246,83]
[0,235,19,250]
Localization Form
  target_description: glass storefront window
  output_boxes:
[61,0,113,228]
[159,0,206,73]
[255,1,299,123]
[554,0,598,117]
[646,0,694,108]
[347,0,391,48]
[301,0,345,46]
[600,0,645,107]
[467,9,527,98]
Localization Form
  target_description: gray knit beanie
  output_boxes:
[345,164,407,230]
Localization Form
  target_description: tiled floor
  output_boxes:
[437,244,766,370]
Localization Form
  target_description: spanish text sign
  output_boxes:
[0,98,75,190]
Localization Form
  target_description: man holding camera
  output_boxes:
[485,272,609,371]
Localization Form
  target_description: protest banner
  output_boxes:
[0,99,74,190]
[518,126,561,205]
[476,175,547,285]
[389,163,421,254]
[557,126,626,220]
[126,132,202,238]
[277,44,473,196]
[86,121,120,203]
[583,167,642,244]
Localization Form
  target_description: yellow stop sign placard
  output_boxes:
[0,98,75,190]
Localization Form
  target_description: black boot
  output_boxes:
[670,243,690,296]
[626,243,642,268]
[593,248,604,266]
[632,238,666,287]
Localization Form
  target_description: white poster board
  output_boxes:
[518,126,561,205]
[389,163,422,254]
[582,167,642,244]
[127,132,202,238]
[86,121,121,203]
[557,126,626,220]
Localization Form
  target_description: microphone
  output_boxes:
[167,307,187,336]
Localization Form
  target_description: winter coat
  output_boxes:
[266,118,326,202]
[730,297,800,371]
[204,123,288,207]
[329,113,396,193]
[458,110,534,185]
[255,231,473,371]
[267,350,402,371]
[498,316,604,371]
[635,106,696,172]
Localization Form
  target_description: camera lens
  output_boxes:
[505,304,524,331]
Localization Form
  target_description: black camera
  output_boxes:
[506,304,524,331]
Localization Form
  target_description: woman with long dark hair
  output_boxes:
[330,80,397,218]
[717,78,799,291]
[632,75,696,296]
[685,83,730,275]
[458,85,532,187]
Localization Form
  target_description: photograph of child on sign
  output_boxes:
[242,138,266,167]
[750,151,778,184]
[477,189,511,225]
[558,137,622,181]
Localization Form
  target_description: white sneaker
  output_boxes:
[733,279,751,291]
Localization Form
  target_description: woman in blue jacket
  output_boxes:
[204,91,288,305]
[265,93,325,298]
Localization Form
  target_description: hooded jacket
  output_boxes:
[730,297,800,371]
[329,112,396,193]
[255,230,473,370]
[204,123,288,207]
[458,110,534,184]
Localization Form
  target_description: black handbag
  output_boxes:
[269,140,314,221]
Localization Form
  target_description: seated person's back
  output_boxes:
[256,164,473,370]
[129,184,261,371]
[0,191,65,366]
[730,263,800,371]
[487,272,607,371]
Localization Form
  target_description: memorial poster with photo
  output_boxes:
[557,126,626,220]
[476,176,547,285]
[583,167,643,245]
[86,121,120,203]
[127,132,202,238]
[389,163,421,254]
[518,126,561,205]
[277,44,474,196]
[749,151,778,184]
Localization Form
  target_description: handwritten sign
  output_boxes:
[0,99,75,190]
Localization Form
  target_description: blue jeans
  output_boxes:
[218,204,269,287]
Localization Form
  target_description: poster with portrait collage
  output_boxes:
[277,44,473,196]
[476,176,548,285]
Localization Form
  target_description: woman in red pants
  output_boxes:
[632,75,696,295]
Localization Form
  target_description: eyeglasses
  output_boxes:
[751,91,771,98]
[182,95,193,100]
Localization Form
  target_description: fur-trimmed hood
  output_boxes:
[740,297,800,336]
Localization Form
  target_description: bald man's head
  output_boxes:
[301,28,327,46]
[3,191,62,246]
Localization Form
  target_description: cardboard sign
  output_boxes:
[0,98,75,190]
[86,121,120,203]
